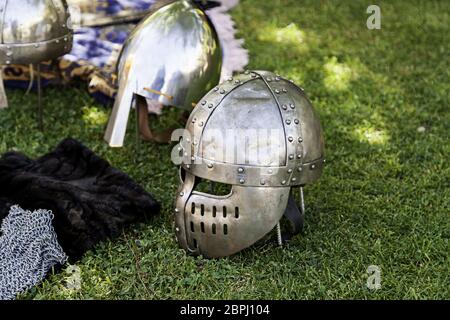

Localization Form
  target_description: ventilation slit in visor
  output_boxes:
[235,207,239,219]
[212,206,217,217]
[223,206,227,218]
[201,204,205,216]
[212,223,216,234]
[191,202,196,214]
[190,221,195,232]
[201,222,205,233]
[223,224,228,235]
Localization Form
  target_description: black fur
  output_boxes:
[0,138,160,261]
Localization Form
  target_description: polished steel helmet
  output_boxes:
[104,0,222,147]
[0,0,73,65]
[174,70,326,258]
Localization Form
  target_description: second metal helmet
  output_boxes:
[174,70,325,258]
[0,0,73,65]
[104,0,222,147]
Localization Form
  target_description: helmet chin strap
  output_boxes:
[278,188,306,244]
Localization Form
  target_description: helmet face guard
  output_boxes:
[174,70,325,258]
[175,170,290,258]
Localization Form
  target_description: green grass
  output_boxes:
[1,0,449,299]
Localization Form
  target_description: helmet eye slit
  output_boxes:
[192,179,232,196]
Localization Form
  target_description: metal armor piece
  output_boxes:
[0,0,73,65]
[174,70,326,258]
[104,0,222,147]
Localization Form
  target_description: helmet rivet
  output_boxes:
[298,137,303,143]
[228,77,233,82]
[175,208,180,213]
[179,192,184,197]
[298,167,303,172]
[275,77,280,81]
[289,154,294,160]
[292,177,297,182]
[207,163,214,169]
[178,146,182,151]
[238,167,244,173]
[239,178,245,184]
[290,104,295,109]
[245,70,250,75]
[268,169,273,174]
[201,101,207,105]
[251,73,257,78]
[208,103,214,108]
[176,227,180,232]
[281,180,286,185]
[214,87,219,91]
[234,79,240,84]
[220,89,226,94]
[199,121,204,127]
[311,164,316,170]
[282,88,288,93]
[192,119,196,124]
[184,152,188,157]
[186,165,191,169]
[282,105,288,110]
[294,119,300,125]
[191,156,196,161]
[266,77,272,82]
[286,120,291,125]
[323,159,326,164]
[288,169,293,173]
[5,60,10,65]
[288,136,293,142]
[275,89,281,94]
[260,179,266,185]
[193,141,197,146]
[297,154,302,159]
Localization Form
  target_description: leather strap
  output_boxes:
[282,193,304,242]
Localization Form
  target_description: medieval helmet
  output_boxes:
[104,0,222,147]
[0,0,73,65]
[174,70,325,258]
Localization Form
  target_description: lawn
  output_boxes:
[1,0,448,299]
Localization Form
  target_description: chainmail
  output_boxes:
[0,205,68,300]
